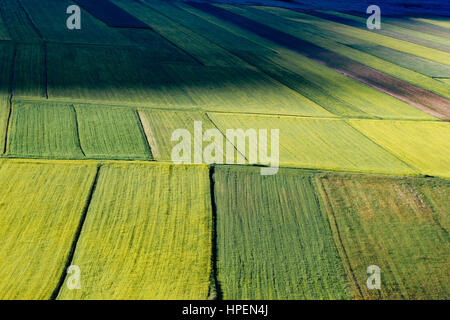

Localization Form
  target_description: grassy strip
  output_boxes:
[238,5,450,98]
[347,44,450,78]
[281,9,450,65]
[314,10,450,51]
[113,0,251,67]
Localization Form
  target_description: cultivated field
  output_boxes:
[0,160,97,299]
[0,0,448,300]
[57,163,212,299]
[316,174,449,299]
[74,105,151,160]
[7,102,84,159]
[349,120,450,178]
[213,166,350,299]
[208,113,418,175]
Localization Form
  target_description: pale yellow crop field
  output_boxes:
[0,160,97,299]
[208,113,417,175]
[349,120,450,178]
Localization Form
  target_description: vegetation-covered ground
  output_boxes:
[0,0,448,299]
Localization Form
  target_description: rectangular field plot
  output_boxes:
[208,113,417,175]
[349,120,450,178]
[75,105,151,160]
[0,160,98,299]
[214,166,350,299]
[316,174,450,299]
[138,109,223,161]
[13,43,46,98]
[7,102,84,159]
[0,42,14,96]
[57,163,212,299]
[47,44,197,106]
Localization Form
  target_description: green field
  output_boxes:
[0,160,97,299]
[208,113,417,175]
[74,105,151,160]
[138,109,223,162]
[214,166,350,299]
[0,95,9,154]
[316,174,449,299]
[272,8,450,65]
[57,163,212,299]
[0,42,14,96]
[113,0,253,68]
[141,1,435,120]
[0,0,41,42]
[315,10,450,50]
[0,0,448,301]
[21,0,133,45]
[242,5,450,99]
[346,44,450,78]
[7,102,83,159]
[349,120,450,178]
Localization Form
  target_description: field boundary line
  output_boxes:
[315,177,364,299]
[208,165,221,300]
[50,165,102,300]
[3,44,17,155]
[71,105,86,157]
[10,98,444,122]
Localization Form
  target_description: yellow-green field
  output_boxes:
[349,120,450,178]
[0,160,97,299]
[58,163,212,299]
[0,0,448,301]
